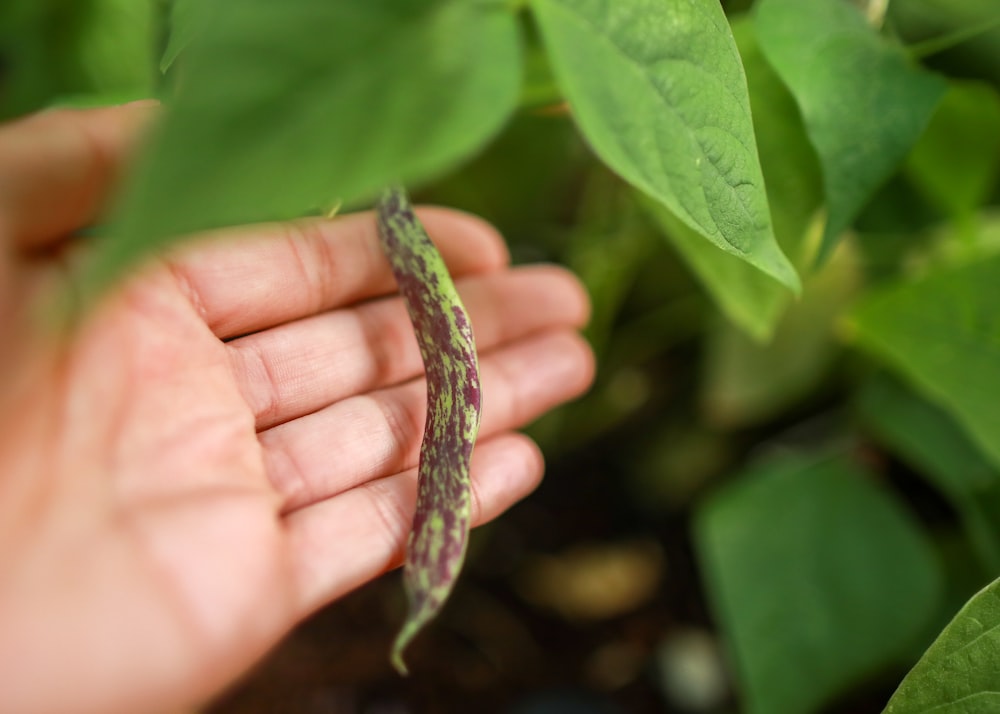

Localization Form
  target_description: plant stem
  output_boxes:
[907,15,1000,59]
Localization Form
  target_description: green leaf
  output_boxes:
[639,17,822,340]
[906,82,1000,235]
[530,0,799,292]
[884,578,1000,713]
[848,254,1000,473]
[858,375,1000,574]
[755,0,946,263]
[731,16,823,273]
[695,456,942,714]
[375,188,482,676]
[85,0,521,293]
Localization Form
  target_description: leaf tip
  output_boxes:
[763,248,802,296]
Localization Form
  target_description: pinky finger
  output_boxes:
[283,432,544,618]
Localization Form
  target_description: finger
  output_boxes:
[284,431,544,615]
[228,264,591,430]
[0,101,158,248]
[166,207,510,339]
[261,330,594,512]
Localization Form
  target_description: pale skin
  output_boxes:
[0,103,594,714]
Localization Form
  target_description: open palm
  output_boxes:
[0,104,593,714]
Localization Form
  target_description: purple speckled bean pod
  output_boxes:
[375,186,482,675]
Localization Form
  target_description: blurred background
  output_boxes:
[212,2,1000,710]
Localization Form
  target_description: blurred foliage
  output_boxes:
[0,0,157,115]
[858,374,1000,575]
[88,0,524,293]
[695,456,943,714]
[849,252,1000,471]
[424,3,1000,711]
[5,0,1000,711]
[755,0,946,263]
[906,81,1000,241]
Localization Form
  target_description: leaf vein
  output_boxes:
[549,0,759,253]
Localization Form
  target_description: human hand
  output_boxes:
[0,104,593,714]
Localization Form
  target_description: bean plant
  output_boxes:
[4,0,1000,711]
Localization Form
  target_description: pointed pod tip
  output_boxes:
[390,617,421,677]
[390,648,410,677]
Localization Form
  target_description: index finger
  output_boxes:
[0,101,157,249]
[165,207,510,339]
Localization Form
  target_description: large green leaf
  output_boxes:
[732,17,822,282]
[848,254,1000,472]
[530,0,799,292]
[696,456,942,714]
[755,0,946,263]
[884,578,1000,713]
[642,17,821,340]
[86,0,521,292]
[859,375,1000,574]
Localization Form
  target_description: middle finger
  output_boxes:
[226,264,590,430]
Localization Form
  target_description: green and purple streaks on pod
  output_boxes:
[375,186,482,675]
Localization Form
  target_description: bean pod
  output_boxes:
[375,186,482,675]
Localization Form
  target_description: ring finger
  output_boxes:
[260,329,594,512]
[226,264,590,430]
